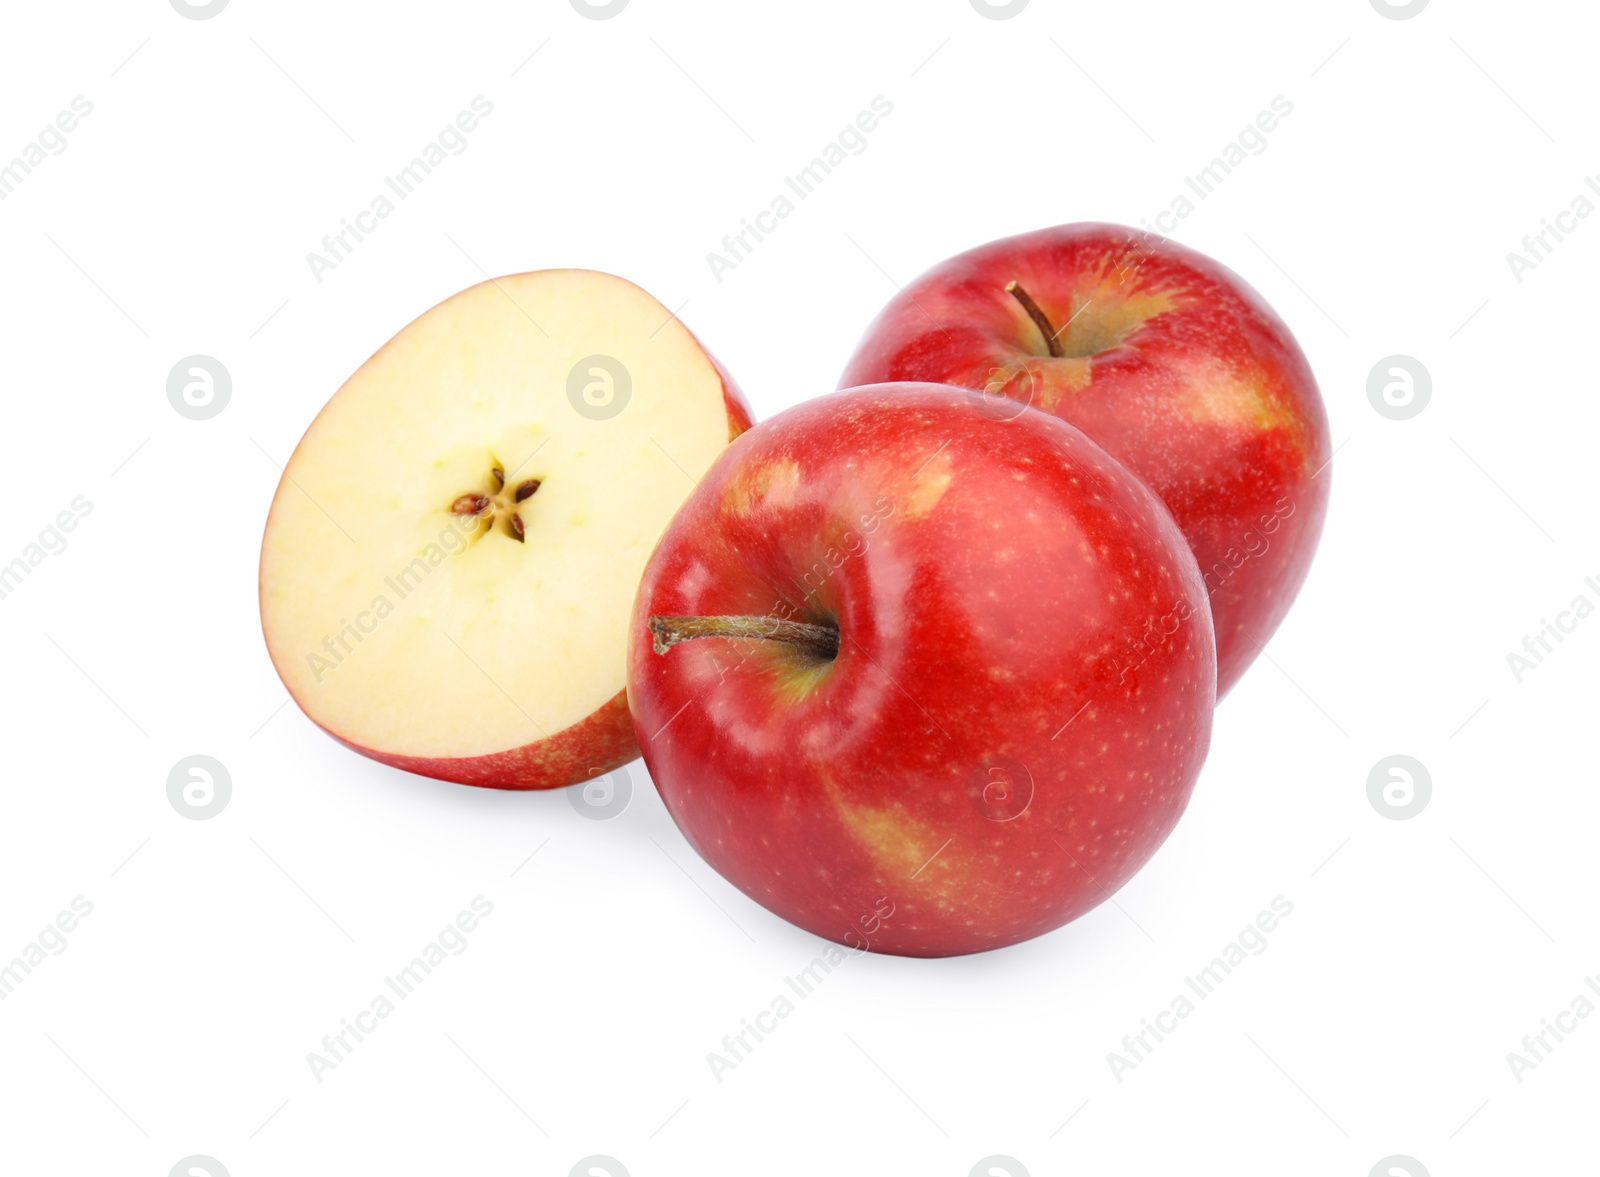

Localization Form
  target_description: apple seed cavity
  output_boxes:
[449,464,542,541]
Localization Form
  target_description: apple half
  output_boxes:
[259,269,752,789]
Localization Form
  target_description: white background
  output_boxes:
[0,1,1594,1174]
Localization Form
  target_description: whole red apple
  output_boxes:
[838,223,1330,696]
[628,384,1214,957]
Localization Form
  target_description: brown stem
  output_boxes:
[648,614,840,660]
[1006,280,1063,358]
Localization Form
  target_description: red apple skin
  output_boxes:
[706,350,757,441]
[628,384,1214,957]
[838,224,1330,697]
[319,688,637,791]
[259,353,754,793]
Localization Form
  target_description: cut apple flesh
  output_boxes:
[259,270,749,788]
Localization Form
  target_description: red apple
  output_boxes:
[628,384,1214,957]
[260,269,752,790]
[838,223,1330,696]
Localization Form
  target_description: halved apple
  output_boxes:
[259,270,753,789]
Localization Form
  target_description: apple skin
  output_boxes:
[702,348,758,442]
[838,223,1330,697]
[628,384,1214,957]
[316,688,636,791]
[260,343,754,794]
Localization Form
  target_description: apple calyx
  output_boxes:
[449,463,542,542]
[1005,280,1063,359]
[648,614,840,660]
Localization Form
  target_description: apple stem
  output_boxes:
[648,614,840,660]
[1006,281,1063,358]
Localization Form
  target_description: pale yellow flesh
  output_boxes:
[260,270,731,760]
